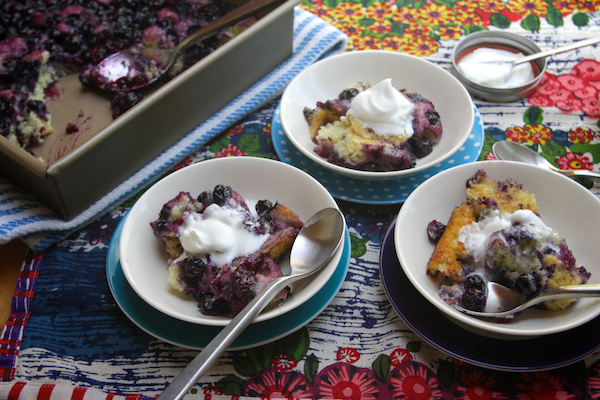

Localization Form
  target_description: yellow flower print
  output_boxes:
[568,127,595,143]
[577,0,599,12]
[401,37,440,56]
[306,4,336,24]
[331,3,365,22]
[404,24,433,38]
[341,22,366,39]
[368,20,393,34]
[417,3,455,25]
[393,7,419,24]
[381,36,405,51]
[478,0,506,13]
[365,2,395,21]
[506,127,531,143]
[437,25,463,40]
[352,35,381,50]
[507,0,548,17]
[526,125,553,144]
[454,0,478,14]
[552,0,578,15]
[454,9,483,25]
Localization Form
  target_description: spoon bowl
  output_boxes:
[458,282,600,319]
[156,207,345,400]
[82,0,287,91]
[493,141,600,182]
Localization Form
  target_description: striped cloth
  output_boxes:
[0,7,348,251]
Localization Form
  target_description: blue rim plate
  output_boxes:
[380,219,600,371]
[106,215,351,350]
[272,103,484,205]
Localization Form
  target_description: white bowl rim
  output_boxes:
[280,50,475,180]
[119,156,344,326]
[394,160,600,337]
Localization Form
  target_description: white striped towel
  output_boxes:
[0,7,348,250]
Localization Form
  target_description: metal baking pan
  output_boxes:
[0,0,298,221]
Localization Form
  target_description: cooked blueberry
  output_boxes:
[464,274,486,292]
[462,287,486,311]
[513,273,538,295]
[197,190,212,206]
[426,220,445,243]
[212,185,231,205]
[338,88,360,101]
[426,110,440,126]
[408,136,432,158]
[256,199,274,216]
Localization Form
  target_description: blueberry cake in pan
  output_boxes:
[0,0,244,150]
[151,185,303,317]
[426,170,590,313]
[303,81,442,172]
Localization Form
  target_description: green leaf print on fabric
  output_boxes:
[489,13,511,29]
[521,14,541,31]
[524,107,544,125]
[572,12,590,27]
[216,374,245,396]
[372,354,391,383]
[406,341,422,352]
[236,132,262,155]
[546,5,564,27]
[304,353,320,383]
[350,234,369,258]
[209,136,231,153]
[570,142,600,163]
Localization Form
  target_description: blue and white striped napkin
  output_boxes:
[0,7,348,250]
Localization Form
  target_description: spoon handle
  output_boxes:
[519,284,600,309]
[515,36,600,65]
[555,168,600,183]
[155,274,296,400]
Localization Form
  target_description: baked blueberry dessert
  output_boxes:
[151,185,303,317]
[427,170,590,314]
[303,79,442,172]
[0,0,243,150]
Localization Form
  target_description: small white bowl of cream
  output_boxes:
[451,31,546,102]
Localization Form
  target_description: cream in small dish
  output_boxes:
[280,50,474,181]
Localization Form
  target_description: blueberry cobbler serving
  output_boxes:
[151,185,303,317]
[303,79,442,172]
[426,170,590,316]
[0,0,247,150]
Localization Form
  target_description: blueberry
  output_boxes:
[464,274,486,292]
[212,185,231,205]
[426,220,445,243]
[338,88,359,101]
[197,190,212,206]
[462,287,487,312]
[513,273,538,296]
[256,199,274,216]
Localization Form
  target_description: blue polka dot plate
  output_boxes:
[272,103,484,204]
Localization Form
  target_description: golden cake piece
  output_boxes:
[426,169,590,313]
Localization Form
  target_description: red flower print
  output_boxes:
[585,360,600,398]
[526,125,553,144]
[313,362,390,400]
[390,348,413,366]
[485,151,498,160]
[382,37,403,51]
[452,366,508,400]
[535,73,562,96]
[557,151,594,171]
[569,127,595,143]
[555,97,584,113]
[527,93,554,107]
[336,348,361,363]
[226,125,243,137]
[582,98,599,117]
[394,7,419,23]
[511,370,581,399]
[272,354,298,371]
[549,88,573,102]
[573,85,598,99]
[552,0,578,15]
[577,0,599,13]
[386,361,449,399]
[557,74,587,91]
[244,369,314,399]
[368,20,393,34]
[574,59,600,81]
[352,35,380,50]
[215,145,246,157]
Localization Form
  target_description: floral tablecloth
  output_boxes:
[2,0,600,399]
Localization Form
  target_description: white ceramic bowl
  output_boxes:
[280,50,474,181]
[119,157,344,326]
[395,160,600,337]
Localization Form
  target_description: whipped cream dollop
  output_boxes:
[458,209,556,262]
[179,204,268,267]
[347,78,415,139]
[457,47,535,88]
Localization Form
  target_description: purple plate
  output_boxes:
[380,219,600,371]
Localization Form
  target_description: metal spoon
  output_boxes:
[457,282,600,319]
[82,0,287,92]
[484,36,600,83]
[156,207,345,400]
[493,141,600,182]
